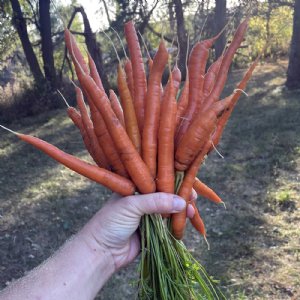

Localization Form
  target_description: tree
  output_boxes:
[39,0,57,88]
[10,0,44,84]
[286,0,300,89]
[214,0,227,59]
[174,0,188,79]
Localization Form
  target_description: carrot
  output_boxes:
[175,33,221,145]
[117,64,141,153]
[75,86,110,169]
[86,94,128,177]
[79,71,155,194]
[109,89,125,128]
[201,18,249,112]
[142,39,169,177]
[0,124,135,196]
[203,55,223,99]
[193,178,223,204]
[87,52,104,92]
[64,29,89,75]
[67,107,93,158]
[209,56,260,153]
[190,201,206,237]
[175,71,189,129]
[65,39,128,177]
[175,95,232,171]
[157,74,176,193]
[163,64,182,100]
[124,59,134,99]
[172,141,212,239]
[124,21,147,132]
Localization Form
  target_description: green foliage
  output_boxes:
[247,5,293,61]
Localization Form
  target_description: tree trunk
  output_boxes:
[39,0,57,89]
[286,0,300,89]
[214,0,227,59]
[10,0,44,84]
[174,0,188,79]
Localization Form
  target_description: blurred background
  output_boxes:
[0,0,299,299]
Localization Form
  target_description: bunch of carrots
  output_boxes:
[2,17,260,299]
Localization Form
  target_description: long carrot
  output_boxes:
[157,75,176,193]
[203,55,223,99]
[117,64,141,153]
[175,33,221,145]
[87,52,104,92]
[124,21,147,132]
[124,59,134,99]
[193,178,223,204]
[175,95,232,171]
[75,86,110,169]
[64,29,89,75]
[66,36,128,177]
[175,71,189,129]
[79,71,155,194]
[142,39,169,177]
[0,125,135,196]
[209,56,260,153]
[109,89,125,128]
[201,18,249,112]
[190,201,206,237]
[67,107,94,160]
[172,141,212,239]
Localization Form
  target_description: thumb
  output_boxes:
[123,193,186,216]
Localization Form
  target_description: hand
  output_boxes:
[79,192,196,272]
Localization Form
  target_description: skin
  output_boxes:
[0,192,195,300]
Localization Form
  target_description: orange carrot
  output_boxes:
[64,29,89,75]
[157,75,176,193]
[79,71,155,194]
[12,131,135,196]
[201,18,249,112]
[175,71,189,129]
[203,55,223,99]
[109,89,125,128]
[124,59,134,99]
[175,33,221,145]
[117,64,141,153]
[172,141,212,239]
[87,52,104,92]
[190,201,206,237]
[193,178,223,204]
[209,56,259,153]
[124,21,147,132]
[75,86,110,169]
[142,40,169,177]
[175,95,232,171]
[67,107,93,158]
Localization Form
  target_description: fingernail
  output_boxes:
[172,196,186,211]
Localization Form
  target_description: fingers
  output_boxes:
[124,193,186,217]
[186,204,195,218]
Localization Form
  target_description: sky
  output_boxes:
[64,0,243,32]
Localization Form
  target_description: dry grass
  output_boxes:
[0,61,299,299]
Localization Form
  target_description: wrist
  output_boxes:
[77,228,116,279]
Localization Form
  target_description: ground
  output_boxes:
[0,61,299,299]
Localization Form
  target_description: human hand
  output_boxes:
[79,192,196,272]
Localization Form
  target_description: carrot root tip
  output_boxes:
[220,202,227,209]
[204,235,210,251]
[0,125,18,135]
[211,141,224,159]
[234,88,248,97]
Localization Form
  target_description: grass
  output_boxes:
[0,60,299,299]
